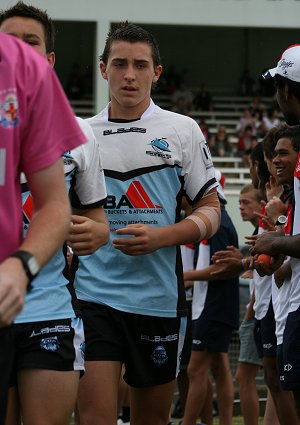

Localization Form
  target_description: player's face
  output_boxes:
[272,137,298,185]
[100,40,162,119]
[276,85,299,126]
[239,192,260,222]
[0,16,54,66]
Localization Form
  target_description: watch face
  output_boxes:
[277,215,287,225]
[28,256,40,275]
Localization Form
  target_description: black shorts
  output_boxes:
[79,300,186,388]
[281,307,300,390]
[191,317,233,353]
[254,301,277,358]
[10,317,85,386]
[0,327,14,425]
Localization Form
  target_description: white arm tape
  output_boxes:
[185,206,220,241]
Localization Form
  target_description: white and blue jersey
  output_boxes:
[16,118,107,323]
[73,100,217,318]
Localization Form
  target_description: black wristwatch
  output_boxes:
[10,250,40,292]
[275,215,287,226]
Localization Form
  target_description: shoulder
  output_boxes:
[76,116,95,140]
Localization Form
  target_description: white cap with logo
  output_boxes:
[263,44,300,82]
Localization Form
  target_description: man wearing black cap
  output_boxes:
[252,44,300,419]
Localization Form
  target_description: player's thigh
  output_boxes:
[5,386,21,425]
[18,369,79,425]
[77,360,122,424]
[188,350,211,377]
[130,379,176,425]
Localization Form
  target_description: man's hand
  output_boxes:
[249,231,285,256]
[210,256,243,278]
[211,245,243,263]
[0,258,27,328]
[253,253,285,276]
[265,176,283,201]
[113,224,161,256]
[67,214,109,256]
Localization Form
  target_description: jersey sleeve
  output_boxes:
[20,53,86,175]
[69,117,107,208]
[181,118,217,204]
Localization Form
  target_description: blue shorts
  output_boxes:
[254,302,277,358]
[281,307,300,390]
[191,318,233,353]
[79,300,186,388]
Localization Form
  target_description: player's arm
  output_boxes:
[0,159,70,327]
[113,188,220,256]
[68,207,109,256]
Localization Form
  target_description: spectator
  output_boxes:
[260,108,281,136]
[172,82,193,113]
[236,108,257,137]
[193,83,212,111]
[239,69,256,96]
[237,125,255,157]
[199,118,210,141]
[209,125,233,157]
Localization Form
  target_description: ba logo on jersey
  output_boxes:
[146,138,172,159]
[105,181,162,210]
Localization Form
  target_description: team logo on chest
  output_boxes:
[0,91,19,128]
[146,138,172,159]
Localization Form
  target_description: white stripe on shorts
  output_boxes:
[176,316,187,377]
[71,317,85,371]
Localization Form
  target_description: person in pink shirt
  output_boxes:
[0,32,86,425]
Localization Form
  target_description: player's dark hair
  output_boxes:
[262,123,288,160]
[276,125,300,153]
[250,142,271,192]
[100,21,161,68]
[0,1,54,52]
[274,74,300,103]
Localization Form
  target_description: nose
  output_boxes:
[124,64,136,81]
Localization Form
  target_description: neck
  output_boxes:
[108,98,151,120]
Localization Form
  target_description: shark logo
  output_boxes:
[151,345,168,367]
[40,336,59,352]
[146,138,172,159]
[149,138,171,153]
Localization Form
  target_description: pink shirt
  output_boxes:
[0,33,86,261]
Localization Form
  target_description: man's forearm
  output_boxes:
[272,234,300,258]
[20,199,71,267]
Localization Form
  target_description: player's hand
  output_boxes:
[211,246,243,263]
[265,176,283,201]
[0,258,27,327]
[249,231,285,256]
[253,211,276,231]
[210,257,243,278]
[113,224,161,256]
[67,215,109,256]
[253,253,285,276]
[265,197,287,224]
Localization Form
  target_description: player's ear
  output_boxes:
[100,62,108,80]
[153,65,163,83]
[47,51,55,67]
